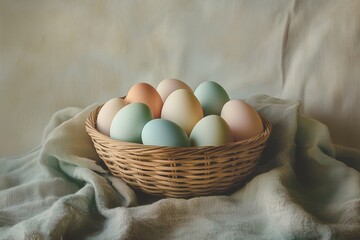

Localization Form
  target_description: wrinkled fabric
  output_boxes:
[0,95,359,239]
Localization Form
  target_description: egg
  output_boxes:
[110,103,153,143]
[125,82,163,118]
[161,89,204,135]
[221,100,263,141]
[156,78,193,102]
[142,119,190,147]
[96,97,127,136]
[194,81,230,116]
[190,115,233,147]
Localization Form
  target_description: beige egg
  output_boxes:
[221,100,263,141]
[97,97,127,136]
[156,78,193,102]
[161,89,204,135]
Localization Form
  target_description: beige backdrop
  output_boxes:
[1,0,359,156]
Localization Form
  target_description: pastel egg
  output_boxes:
[161,89,204,135]
[221,100,263,141]
[110,103,153,143]
[125,82,163,118]
[142,119,190,147]
[190,115,233,147]
[96,97,127,136]
[156,78,193,102]
[194,81,230,116]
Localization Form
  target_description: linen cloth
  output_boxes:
[0,95,359,239]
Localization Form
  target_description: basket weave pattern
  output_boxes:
[86,105,272,198]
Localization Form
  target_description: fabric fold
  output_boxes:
[0,95,359,239]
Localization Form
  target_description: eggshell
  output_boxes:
[125,82,163,118]
[190,115,233,146]
[194,81,230,116]
[142,119,190,147]
[110,103,153,143]
[96,97,127,136]
[221,100,263,141]
[161,89,204,135]
[156,78,193,102]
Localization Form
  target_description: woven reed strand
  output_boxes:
[85,105,272,198]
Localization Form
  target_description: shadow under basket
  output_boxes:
[85,105,272,198]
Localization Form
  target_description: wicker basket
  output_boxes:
[85,105,272,198]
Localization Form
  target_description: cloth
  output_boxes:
[0,95,359,240]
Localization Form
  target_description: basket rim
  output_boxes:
[85,104,272,151]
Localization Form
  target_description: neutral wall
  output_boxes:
[1,0,359,156]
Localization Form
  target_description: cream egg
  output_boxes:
[161,89,204,135]
[156,78,193,102]
[221,100,263,141]
[96,97,127,136]
[125,82,163,118]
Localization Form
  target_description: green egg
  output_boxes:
[194,81,230,116]
[142,119,190,147]
[110,102,153,143]
[190,115,233,147]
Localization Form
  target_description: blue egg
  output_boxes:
[142,119,190,147]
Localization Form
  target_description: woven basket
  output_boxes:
[85,105,272,198]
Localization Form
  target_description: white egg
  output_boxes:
[156,78,193,102]
[97,97,127,136]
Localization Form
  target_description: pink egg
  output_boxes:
[221,100,263,141]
